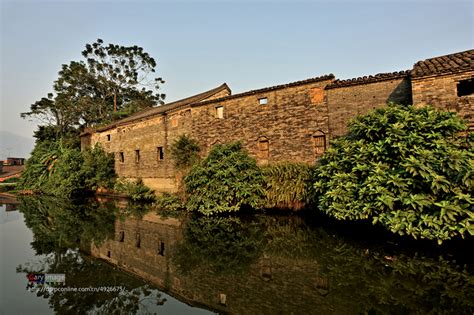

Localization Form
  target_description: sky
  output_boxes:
[0,0,472,157]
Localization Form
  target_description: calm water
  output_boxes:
[0,196,473,314]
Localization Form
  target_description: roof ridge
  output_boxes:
[325,70,411,89]
[93,83,230,132]
[412,49,473,78]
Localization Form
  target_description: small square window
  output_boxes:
[135,150,140,163]
[216,106,224,119]
[259,97,268,105]
[119,152,124,163]
[107,134,111,141]
[157,147,164,160]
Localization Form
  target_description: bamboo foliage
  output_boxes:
[262,162,314,210]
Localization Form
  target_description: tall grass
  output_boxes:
[262,162,314,210]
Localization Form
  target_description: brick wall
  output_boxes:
[412,71,474,129]
[190,79,333,165]
[326,77,412,139]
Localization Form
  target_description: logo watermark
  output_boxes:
[33,286,125,293]
[25,273,125,294]
[27,273,65,285]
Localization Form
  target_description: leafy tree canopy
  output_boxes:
[313,104,473,243]
[21,38,165,135]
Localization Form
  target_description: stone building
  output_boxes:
[81,49,473,193]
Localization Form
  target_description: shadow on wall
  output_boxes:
[388,78,413,105]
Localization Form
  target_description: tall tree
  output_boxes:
[21,39,165,134]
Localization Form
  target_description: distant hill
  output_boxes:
[0,131,35,160]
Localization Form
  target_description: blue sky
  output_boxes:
[1,0,472,151]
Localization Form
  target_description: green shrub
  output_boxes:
[19,140,85,196]
[184,142,266,215]
[82,144,116,190]
[19,140,116,197]
[313,104,473,243]
[262,162,314,210]
[169,134,201,170]
[42,145,85,197]
[114,178,156,202]
[18,139,61,192]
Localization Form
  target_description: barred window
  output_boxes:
[313,133,326,157]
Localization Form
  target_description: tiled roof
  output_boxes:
[93,83,231,132]
[325,71,411,89]
[194,74,335,107]
[412,49,473,78]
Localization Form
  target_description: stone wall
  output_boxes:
[326,76,412,138]
[412,71,474,130]
[90,108,193,192]
[190,78,333,164]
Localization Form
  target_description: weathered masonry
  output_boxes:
[81,49,473,193]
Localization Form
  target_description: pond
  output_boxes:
[0,196,473,314]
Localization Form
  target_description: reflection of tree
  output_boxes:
[310,229,474,313]
[173,215,265,274]
[17,196,166,314]
[174,215,474,313]
[18,196,117,255]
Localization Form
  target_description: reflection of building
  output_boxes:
[81,50,473,193]
[5,203,18,212]
[91,215,340,314]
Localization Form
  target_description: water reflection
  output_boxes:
[15,196,474,314]
[13,197,211,314]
